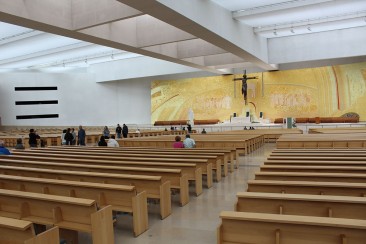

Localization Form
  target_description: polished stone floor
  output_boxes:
[79,144,276,244]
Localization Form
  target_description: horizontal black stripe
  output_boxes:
[15,87,58,91]
[15,100,58,105]
[16,114,59,120]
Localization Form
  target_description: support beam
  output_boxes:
[71,0,143,30]
[117,0,277,71]
[0,1,228,74]
[182,53,244,67]
[89,56,200,82]
[0,0,72,29]
[80,15,196,48]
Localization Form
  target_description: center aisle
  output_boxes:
[78,144,275,243]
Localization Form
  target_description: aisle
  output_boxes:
[80,144,276,244]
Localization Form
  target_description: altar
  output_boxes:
[230,116,251,124]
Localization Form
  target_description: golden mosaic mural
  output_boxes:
[151,62,366,123]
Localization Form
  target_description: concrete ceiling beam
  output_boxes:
[0,1,228,74]
[71,0,143,30]
[117,0,278,71]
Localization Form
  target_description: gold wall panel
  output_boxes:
[151,62,366,123]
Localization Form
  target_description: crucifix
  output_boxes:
[233,70,258,105]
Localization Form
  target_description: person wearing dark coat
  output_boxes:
[64,128,74,145]
[122,124,129,138]
[29,129,40,147]
[116,124,122,139]
[78,125,86,146]
[98,136,107,146]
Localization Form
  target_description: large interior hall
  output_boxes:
[1,1,366,244]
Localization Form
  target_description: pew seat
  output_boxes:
[247,180,366,197]
[218,211,366,244]
[236,192,366,219]
[0,217,59,244]
[0,189,114,244]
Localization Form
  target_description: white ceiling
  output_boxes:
[212,0,366,38]
[0,0,365,73]
[0,22,139,70]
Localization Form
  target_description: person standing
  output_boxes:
[116,124,122,139]
[187,123,192,133]
[61,129,67,145]
[64,128,73,145]
[78,125,86,146]
[103,126,110,139]
[183,134,196,148]
[29,129,40,148]
[0,140,11,155]
[122,124,128,138]
[71,128,77,145]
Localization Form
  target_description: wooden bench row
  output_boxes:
[118,134,264,158]
[218,147,366,243]
[207,128,303,142]
[0,217,59,244]
[0,188,114,244]
[1,146,233,240]
[276,134,366,149]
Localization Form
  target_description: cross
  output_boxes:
[233,70,258,105]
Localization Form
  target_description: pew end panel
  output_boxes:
[24,226,59,244]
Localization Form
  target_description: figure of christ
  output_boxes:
[233,70,258,105]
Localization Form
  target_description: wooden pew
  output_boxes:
[17,149,220,184]
[0,164,171,219]
[0,157,189,207]
[208,128,302,143]
[0,218,59,244]
[5,153,199,197]
[247,180,366,197]
[272,149,366,153]
[235,192,366,219]
[218,211,366,244]
[0,188,114,244]
[270,152,366,157]
[0,174,148,236]
[255,171,366,183]
[43,146,233,175]
[264,159,366,167]
[10,151,210,191]
[276,134,366,149]
[46,146,235,173]
[261,165,366,174]
[268,154,366,161]
[119,136,250,160]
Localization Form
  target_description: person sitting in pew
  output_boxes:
[98,136,107,147]
[14,138,25,149]
[173,136,184,148]
[183,134,196,148]
[0,140,11,155]
[201,128,207,134]
[107,135,119,147]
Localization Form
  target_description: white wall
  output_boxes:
[0,72,151,126]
